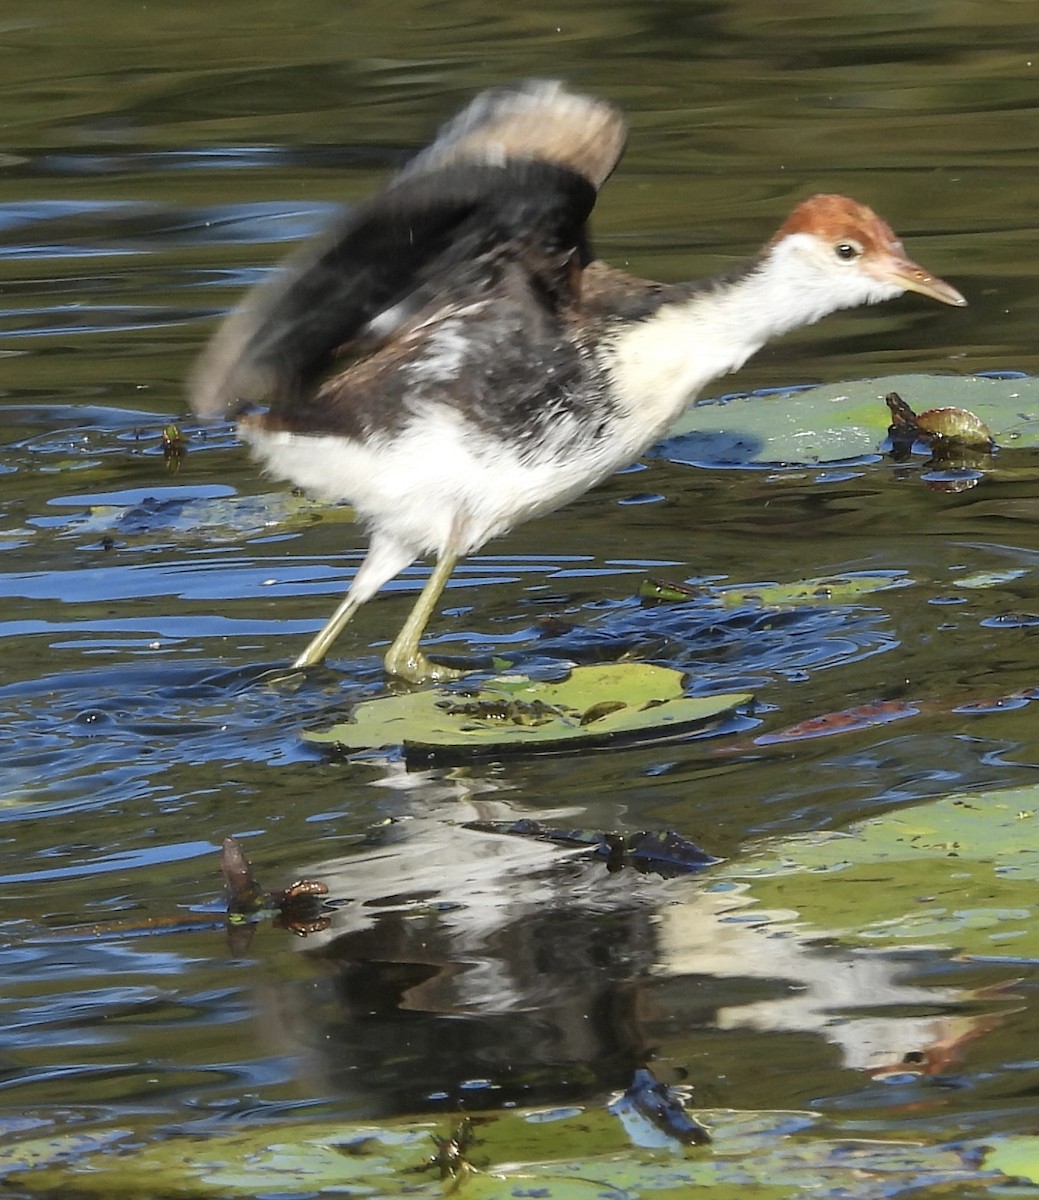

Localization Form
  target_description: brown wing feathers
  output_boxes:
[189,82,627,420]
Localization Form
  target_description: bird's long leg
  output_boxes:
[292,591,365,668]
[383,551,464,683]
[292,536,417,669]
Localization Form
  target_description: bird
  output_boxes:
[189,80,966,683]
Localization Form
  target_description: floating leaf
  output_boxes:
[724,783,1039,960]
[0,1101,987,1198]
[952,694,1032,714]
[718,572,908,607]
[306,663,752,758]
[981,612,1039,628]
[663,373,1039,466]
[639,572,908,608]
[42,484,355,544]
[983,1135,1039,1184]
[955,568,1030,589]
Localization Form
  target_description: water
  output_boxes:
[2,0,1039,1186]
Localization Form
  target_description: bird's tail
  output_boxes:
[400,79,626,190]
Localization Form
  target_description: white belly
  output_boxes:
[241,402,638,560]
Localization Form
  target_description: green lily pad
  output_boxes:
[666,373,1039,465]
[983,1135,1039,1184]
[306,663,752,757]
[723,783,1039,960]
[640,571,908,608]
[955,568,1030,590]
[717,571,909,607]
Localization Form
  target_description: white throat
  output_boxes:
[600,234,903,441]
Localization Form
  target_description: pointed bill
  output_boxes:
[879,253,966,307]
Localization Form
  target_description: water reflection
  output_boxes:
[244,764,1011,1117]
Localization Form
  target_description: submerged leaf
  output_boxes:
[754,700,921,744]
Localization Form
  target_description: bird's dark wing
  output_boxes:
[190,161,597,418]
[189,82,626,419]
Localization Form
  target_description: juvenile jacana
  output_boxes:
[190,81,965,682]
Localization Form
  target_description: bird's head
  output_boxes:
[763,193,966,314]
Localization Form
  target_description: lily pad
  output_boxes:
[717,571,909,607]
[305,663,752,758]
[983,1135,1039,1184]
[723,783,1039,961]
[0,1102,988,1198]
[663,373,1039,466]
[640,571,908,608]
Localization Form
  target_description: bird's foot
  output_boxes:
[383,648,466,684]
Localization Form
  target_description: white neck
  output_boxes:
[600,235,902,442]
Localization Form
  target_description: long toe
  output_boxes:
[383,648,467,684]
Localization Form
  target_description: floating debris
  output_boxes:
[610,1067,711,1147]
[221,837,331,952]
[161,422,188,471]
[411,1118,477,1181]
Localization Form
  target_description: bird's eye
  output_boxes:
[835,241,862,262]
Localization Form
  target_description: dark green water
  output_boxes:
[2,0,1039,1185]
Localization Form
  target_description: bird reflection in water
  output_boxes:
[244,766,1001,1116]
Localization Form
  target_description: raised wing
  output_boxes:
[189,82,627,419]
